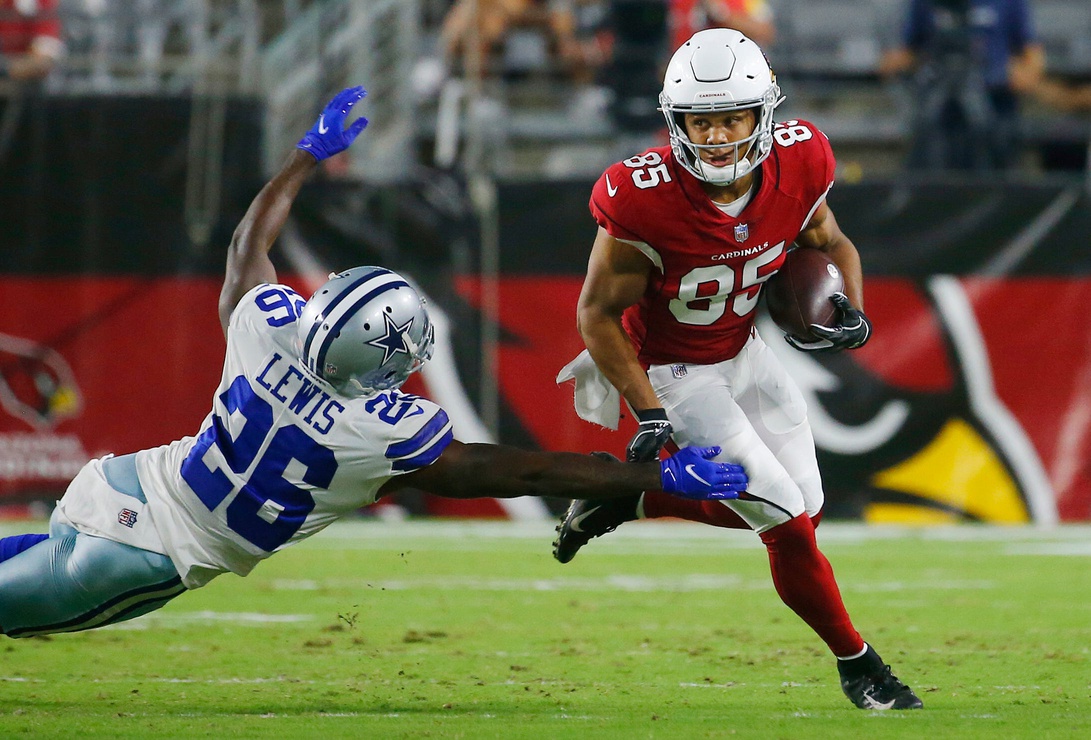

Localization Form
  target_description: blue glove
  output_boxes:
[296,86,369,161]
[659,446,747,500]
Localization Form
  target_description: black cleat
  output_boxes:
[552,494,640,564]
[838,646,923,710]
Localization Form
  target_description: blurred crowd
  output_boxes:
[0,0,62,84]
[421,0,1091,173]
[2,0,1090,174]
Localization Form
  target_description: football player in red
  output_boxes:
[552,28,922,711]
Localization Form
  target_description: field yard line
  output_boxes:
[4,519,1091,544]
[265,574,996,593]
[334,520,1091,542]
[102,611,314,630]
[1003,542,1091,556]
[300,521,1091,553]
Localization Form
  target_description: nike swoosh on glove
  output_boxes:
[297,86,369,161]
[786,292,872,352]
[659,446,748,499]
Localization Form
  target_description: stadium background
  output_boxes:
[1,0,1089,524]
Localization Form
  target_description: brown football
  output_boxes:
[764,248,845,342]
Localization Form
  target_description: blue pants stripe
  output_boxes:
[5,576,185,638]
[0,508,185,639]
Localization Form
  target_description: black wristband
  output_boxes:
[635,408,669,423]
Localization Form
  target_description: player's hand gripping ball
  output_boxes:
[764,248,870,352]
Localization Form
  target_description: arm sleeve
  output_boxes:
[817,126,836,192]
[381,403,455,474]
[229,283,307,337]
[588,167,646,243]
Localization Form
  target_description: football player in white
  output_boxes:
[0,87,749,639]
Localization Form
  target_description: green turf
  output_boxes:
[1,519,1089,738]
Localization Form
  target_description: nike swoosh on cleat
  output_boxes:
[567,506,601,533]
[684,464,710,486]
[605,174,618,197]
[318,115,329,134]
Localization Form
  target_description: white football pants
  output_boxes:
[648,332,824,532]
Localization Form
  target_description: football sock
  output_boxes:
[0,533,48,564]
[836,643,886,679]
[759,513,864,657]
[837,644,869,661]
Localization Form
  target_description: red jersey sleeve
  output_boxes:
[588,150,675,245]
[771,119,836,229]
[589,162,645,243]
[813,124,836,198]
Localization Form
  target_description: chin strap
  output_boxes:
[700,157,756,186]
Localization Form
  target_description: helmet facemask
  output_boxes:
[344,313,435,397]
[658,28,784,186]
[296,266,435,399]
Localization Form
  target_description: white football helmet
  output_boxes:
[659,28,783,185]
[297,266,434,398]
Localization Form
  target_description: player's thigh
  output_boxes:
[739,337,825,517]
[650,365,806,532]
[0,526,185,638]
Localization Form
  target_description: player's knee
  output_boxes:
[759,512,816,548]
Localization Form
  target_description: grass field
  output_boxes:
[2,519,1090,738]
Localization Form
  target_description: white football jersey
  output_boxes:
[136,284,452,588]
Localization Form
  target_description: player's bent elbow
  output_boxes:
[575,305,616,343]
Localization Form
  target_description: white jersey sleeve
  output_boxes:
[132,283,453,588]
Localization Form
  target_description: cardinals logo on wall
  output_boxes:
[761,276,1056,525]
[0,332,89,501]
[0,332,83,430]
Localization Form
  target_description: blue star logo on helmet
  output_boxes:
[367,312,415,364]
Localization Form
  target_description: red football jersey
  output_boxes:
[589,119,836,366]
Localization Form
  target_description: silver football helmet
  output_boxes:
[296,266,434,397]
[659,28,783,185]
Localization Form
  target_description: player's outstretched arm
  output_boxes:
[381,441,747,501]
[217,86,369,335]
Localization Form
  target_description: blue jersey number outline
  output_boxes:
[255,287,306,327]
[180,375,338,552]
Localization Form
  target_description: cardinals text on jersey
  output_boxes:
[589,120,836,367]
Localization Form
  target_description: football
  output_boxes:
[764,248,844,341]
